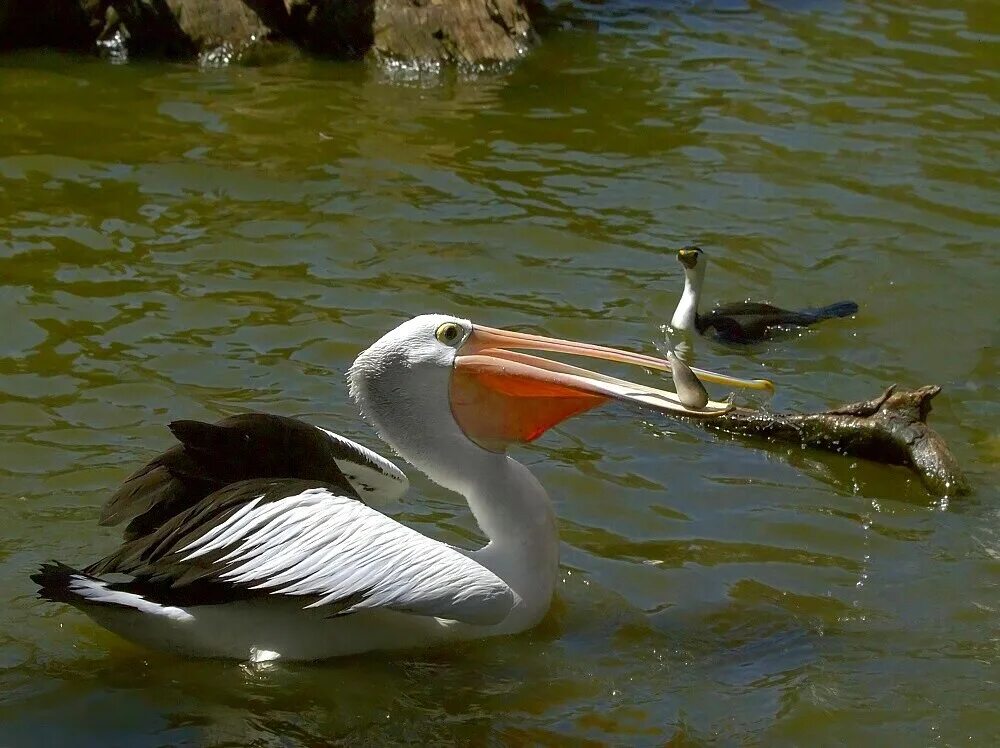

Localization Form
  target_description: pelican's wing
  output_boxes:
[87,478,514,626]
[99,413,409,541]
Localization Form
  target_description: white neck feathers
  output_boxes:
[670,263,705,333]
[348,343,558,555]
[347,318,560,622]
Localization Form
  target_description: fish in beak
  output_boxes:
[450,324,773,452]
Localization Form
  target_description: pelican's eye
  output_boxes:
[435,322,462,346]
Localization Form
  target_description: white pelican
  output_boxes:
[33,314,771,661]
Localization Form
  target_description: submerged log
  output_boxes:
[697,385,970,498]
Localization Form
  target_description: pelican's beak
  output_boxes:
[450,324,773,451]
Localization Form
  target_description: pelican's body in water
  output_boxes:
[670,246,858,345]
[32,314,772,661]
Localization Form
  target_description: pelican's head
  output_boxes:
[349,314,772,461]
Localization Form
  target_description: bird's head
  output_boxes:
[349,314,771,461]
[677,245,706,272]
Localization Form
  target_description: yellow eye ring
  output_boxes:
[435,322,462,345]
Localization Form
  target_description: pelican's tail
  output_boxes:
[31,561,194,622]
[32,561,96,606]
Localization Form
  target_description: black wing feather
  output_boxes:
[698,300,858,344]
[100,414,361,541]
[87,478,342,607]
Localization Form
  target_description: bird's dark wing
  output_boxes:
[699,300,858,344]
[710,301,794,319]
[99,414,408,542]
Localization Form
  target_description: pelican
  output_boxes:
[670,246,859,344]
[33,314,772,661]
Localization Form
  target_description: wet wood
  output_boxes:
[697,385,970,498]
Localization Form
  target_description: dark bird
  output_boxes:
[670,246,859,344]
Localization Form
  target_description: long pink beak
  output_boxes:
[450,324,773,452]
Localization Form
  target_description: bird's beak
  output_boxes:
[677,247,700,269]
[450,324,773,451]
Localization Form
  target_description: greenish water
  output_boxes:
[1,0,998,744]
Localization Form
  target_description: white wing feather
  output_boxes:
[319,428,409,505]
[176,487,514,625]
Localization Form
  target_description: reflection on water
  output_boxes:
[1,0,998,744]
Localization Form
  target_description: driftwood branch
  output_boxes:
[696,385,969,498]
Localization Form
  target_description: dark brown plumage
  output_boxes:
[696,300,860,344]
[98,414,362,542]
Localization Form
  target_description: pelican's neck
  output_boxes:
[405,442,559,621]
[410,442,555,553]
[348,346,559,622]
[454,451,555,551]
[462,452,559,627]
[670,264,705,333]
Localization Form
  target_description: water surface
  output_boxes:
[1,0,998,744]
